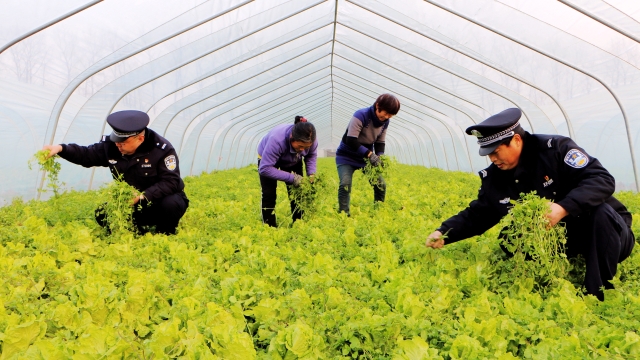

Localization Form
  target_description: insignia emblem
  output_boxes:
[480,169,487,178]
[471,130,483,138]
[547,139,552,148]
[543,175,554,187]
[564,149,589,169]
[499,197,510,204]
[108,159,117,164]
[162,143,167,149]
[164,155,177,171]
[145,158,149,163]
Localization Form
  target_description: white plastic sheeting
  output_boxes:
[1,0,639,204]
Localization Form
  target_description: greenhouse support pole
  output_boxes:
[423,0,640,191]
[558,0,640,44]
[0,0,103,55]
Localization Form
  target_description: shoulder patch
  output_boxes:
[564,149,589,168]
[479,169,488,178]
[164,155,177,171]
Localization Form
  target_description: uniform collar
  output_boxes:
[513,132,535,179]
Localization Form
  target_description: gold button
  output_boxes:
[145,173,148,175]
[137,159,139,162]
[515,179,519,183]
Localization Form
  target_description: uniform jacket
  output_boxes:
[257,123,318,183]
[336,105,388,167]
[59,128,185,203]
[438,132,632,244]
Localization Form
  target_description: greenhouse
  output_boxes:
[1,0,640,358]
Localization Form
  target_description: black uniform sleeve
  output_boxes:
[374,142,385,154]
[554,138,615,216]
[142,148,183,203]
[59,142,109,168]
[437,182,503,244]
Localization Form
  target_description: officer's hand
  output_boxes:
[42,145,63,158]
[292,174,303,187]
[308,174,315,184]
[131,194,144,206]
[547,203,568,227]
[369,153,381,167]
[425,231,445,249]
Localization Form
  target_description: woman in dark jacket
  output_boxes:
[335,94,400,215]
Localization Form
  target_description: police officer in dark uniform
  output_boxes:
[425,108,635,301]
[43,110,189,235]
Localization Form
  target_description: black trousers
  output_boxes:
[501,202,634,300]
[96,192,189,235]
[564,203,634,300]
[258,159,303,227]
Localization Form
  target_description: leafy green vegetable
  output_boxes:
[363,155,396,189]
[28,150,64,197]
[499,192,570,288]
[1,158,639,358]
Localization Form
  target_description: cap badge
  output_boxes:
[471,130,483,138]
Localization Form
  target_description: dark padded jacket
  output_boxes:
[438,132,632,244]
[59,128,185,203]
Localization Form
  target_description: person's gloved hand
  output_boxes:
[292,174,303,187]
[369,153,381,167]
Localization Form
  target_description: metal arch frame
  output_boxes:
[332,67,467,170]
[421,0,640,190]
[335,41,488,121]
[147,23,335,127]
[222,90,333,169]
[187,69,332,171]
[205,81,334,172]
[331,51,487,169]
[329,0,340,141]
[331,93,422,165]
[167,51,332,149]
[45,0,254,146]
[195,74,332,173]
[80,1,331,189]
[239,102,331,165]
[242,104,332,166]
[172,66,331,172]
[495,0,640,72]
[0,0,104,55]
[241,107,332,168]
[74,0,330,146]
[330,80,440,168]
[42,0,255,193]
[337,22,542,136]
[213,89,333,171]
[331,84,439,167]
[173,55,332,154]
[331,105,412,164]
[346,0,570,137]
[332,50,476,167]
[558,0,640,44]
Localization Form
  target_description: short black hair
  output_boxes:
[291,122,316,143]
[294,115,307,124]
[375,93,400,115]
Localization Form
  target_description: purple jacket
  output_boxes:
[257,124,318,183]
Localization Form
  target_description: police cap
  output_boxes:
[466,108,522,156]
[107,110,150,142]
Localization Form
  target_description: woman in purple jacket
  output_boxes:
[257,121,318,227]
[335,94,400,216]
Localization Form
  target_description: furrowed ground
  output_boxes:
[1,158,639,359]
